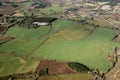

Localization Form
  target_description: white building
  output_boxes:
[33,22,49,26]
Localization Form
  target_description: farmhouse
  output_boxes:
[33,22,49,26]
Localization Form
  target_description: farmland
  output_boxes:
[0,0,120,79]
[0,19,119,74]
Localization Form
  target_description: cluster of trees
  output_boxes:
[68,62,90,73]
[15,16,36,28]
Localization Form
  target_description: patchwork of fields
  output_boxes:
[0,19,119,77]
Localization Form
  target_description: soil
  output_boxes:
[35,60,77,75]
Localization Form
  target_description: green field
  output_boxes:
[0,19,119,73]
[0,54,39,77]
[32,27,119,72]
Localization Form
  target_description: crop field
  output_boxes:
[0,53,39,77]
[0,19,119,74]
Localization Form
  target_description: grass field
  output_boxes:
[0,54,39,77]
[0,19,119,73]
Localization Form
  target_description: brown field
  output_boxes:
[35,60,77,75]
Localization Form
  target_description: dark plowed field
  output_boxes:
[35,60,77,75]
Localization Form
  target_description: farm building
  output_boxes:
[33,22,49,26]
